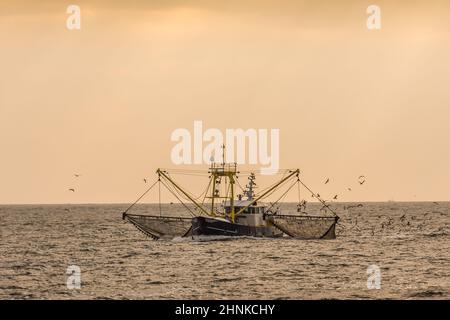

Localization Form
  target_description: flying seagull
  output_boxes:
[358,175,366,185]
[297,200,307,212]
[74,174,81,178]
[347,187,352,191]
[324,178,330,184]
[68,188,75,192]
[333,195,338,200]
[143,178,147,184]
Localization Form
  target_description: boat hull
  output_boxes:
[191,216,276,237]
[191,215,338,239]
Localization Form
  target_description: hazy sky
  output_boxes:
[1,0,450,203]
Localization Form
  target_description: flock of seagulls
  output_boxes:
[296,174,367,213]
[317,175,367,203]
[339,203,448,237]
[298,175,368,213]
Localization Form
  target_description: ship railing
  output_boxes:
[269,214,337,221]
[209,162,237,173]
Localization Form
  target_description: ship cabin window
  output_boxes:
[248,207,259,214]
[225,206,243,214]
[225,206,261,214]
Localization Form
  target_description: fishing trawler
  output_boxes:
[122,154,339,240]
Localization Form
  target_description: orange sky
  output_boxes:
[1,0,450,204]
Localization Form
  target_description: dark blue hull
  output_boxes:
[191,216,272,237]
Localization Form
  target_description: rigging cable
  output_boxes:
[255,169,290,196]
[201,177,212,207]
[255,170,292,200]
[122,179,159,215]
[159,173,210,216]
[159,179,197,217]
[265,178,298,213]
[235,177,246,193]
[166,172,209,202]
[158,177,162,217]
[297,178,339,218]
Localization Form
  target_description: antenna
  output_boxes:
[221,144,225,166]
[244,173,257,200]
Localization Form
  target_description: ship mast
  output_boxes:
[207,144,237,222]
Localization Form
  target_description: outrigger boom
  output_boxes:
[157,169,210,216]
